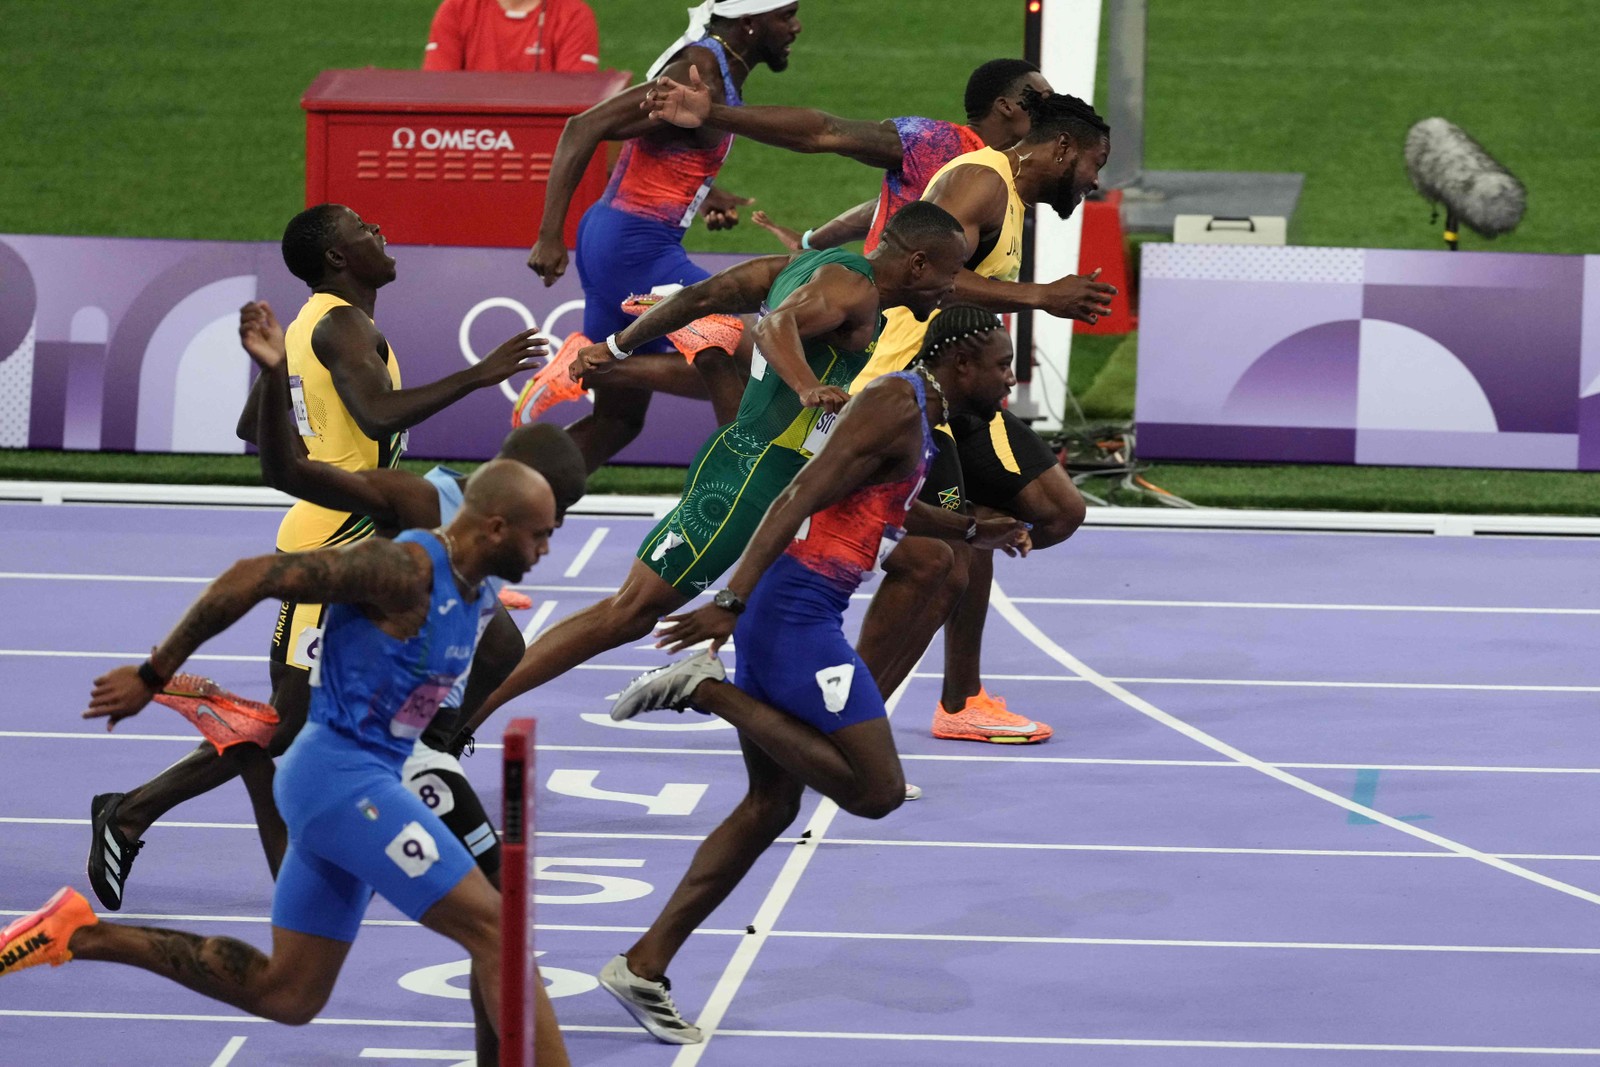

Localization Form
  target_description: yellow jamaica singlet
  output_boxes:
[274,292,404,553]
[850,145,1025,391]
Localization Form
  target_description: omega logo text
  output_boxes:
[391,127,516,152]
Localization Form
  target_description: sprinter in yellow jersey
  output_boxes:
[643,69,1118,745]
[856,90,1114,743]
[82,204,549,912]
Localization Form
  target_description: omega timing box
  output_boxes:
[303,69,630,248]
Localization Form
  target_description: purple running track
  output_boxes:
[3,502,1600,1065]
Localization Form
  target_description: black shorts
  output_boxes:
[268,599,326,672]
[950,409,1059,510]
[401,732,501,878]
[916,425,967,511]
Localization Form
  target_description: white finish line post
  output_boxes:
[1019,0,1104,432]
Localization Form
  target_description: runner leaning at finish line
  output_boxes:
[84,205,547,914]
[238,299,587,1066]
[648,73,1115,743]
[452,202,1024,751]
[3,461,571,1067]
[592,306,1029,1045]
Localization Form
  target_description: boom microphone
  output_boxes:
[1404,118,1526,249]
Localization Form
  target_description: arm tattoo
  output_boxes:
[259,539,423,610]
[152,540,424,674]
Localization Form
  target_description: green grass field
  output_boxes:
[2,0,1594,512]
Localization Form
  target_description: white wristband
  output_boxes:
[605,333,631,360]
[801,228,815,250]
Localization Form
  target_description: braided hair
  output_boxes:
[1018,87,1109,148]
[915,306,1005,367]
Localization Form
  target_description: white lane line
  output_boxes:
[1,817,256,829]
[6,649,1597,692]
[690,1029,1600,1054]
[819,838,1600,861]
[0,903,1591,956]
[906,670,1600,692]
[991,582,1600,909]
[1,650,265,662]
[0,1009,634,1033]
[207,1036,248,1067]
[11,817,1600,862]
[11,563,1594,616]
[0,908,746,937]
[1108,677,1600,693]
[0,1007,1594,1051]
[0,572,620,595]
[11,731,1600,777]
[0,817,791,845]
[1006,596,1600,615]
[0,571,210,584]
[892,752,1600,774]
[671,656,922,1066]
[520,599,558,644]
[9,568,1596,617]
[0,650,651,672]
[764,930,1600,954]
[562,527,609,578]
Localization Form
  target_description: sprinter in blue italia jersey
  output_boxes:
[0,460,571,1066]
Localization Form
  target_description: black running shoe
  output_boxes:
[86,793,142,911]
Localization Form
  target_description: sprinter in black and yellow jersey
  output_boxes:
[83,204,548,912]
[855,90,1112,745]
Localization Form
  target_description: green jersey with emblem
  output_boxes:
[633,248,885,594]
[731,248,882,451]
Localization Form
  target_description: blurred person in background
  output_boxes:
[424,0,599,73]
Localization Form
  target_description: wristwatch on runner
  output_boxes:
[712,588,746,614]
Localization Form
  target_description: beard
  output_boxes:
[489,550,529,584]
[1045,177,1085,220]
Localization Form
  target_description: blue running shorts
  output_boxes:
[272,722,477,942]
[732,554,885,735]
[575,202,711,354]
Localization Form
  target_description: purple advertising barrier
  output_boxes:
[1135,244,1600,470]
[0,233,751,465]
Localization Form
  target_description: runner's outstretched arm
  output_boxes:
[530,51,738,284]
[570,255,790,379]
[84,539,429,730]
[645,65,905,169]
[753,199,876,251]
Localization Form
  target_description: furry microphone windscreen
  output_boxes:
[1404,118,1527,238]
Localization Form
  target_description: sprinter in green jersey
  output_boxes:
[456,201,967,741]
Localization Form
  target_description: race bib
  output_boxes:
[389,677,454,740]
[385,821,441,878]
[750,343,768,381]
[800,409,838,458]
[292,624,324,687]
[868,524,904,580]
[814,663,855,714]
[679,177,715,228]
[408,772,456,817]
[287,376,316,437]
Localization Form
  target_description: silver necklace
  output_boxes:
[434,527,472,589]
[915,364,949,425]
